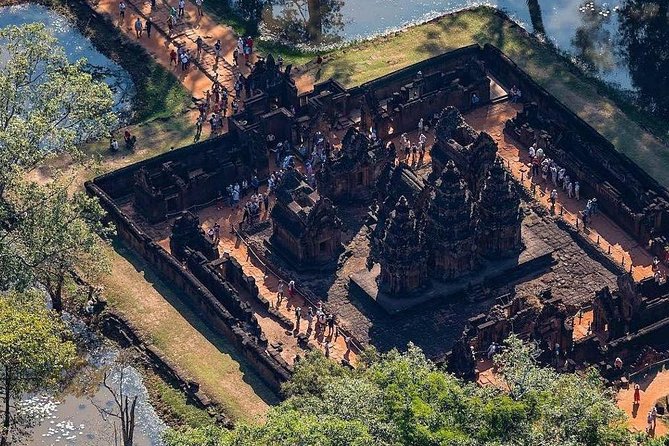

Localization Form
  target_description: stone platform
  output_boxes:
[350,223,555,314]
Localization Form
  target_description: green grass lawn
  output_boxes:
[300,6,669,188]
[100,242,278,423]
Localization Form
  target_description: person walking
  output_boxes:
[633,384,641,406]
[119,1,126,20]
[195,36,203,59]
[145,17,153,38]
[294,306,301,331]
[178,0,186,17]
[169,48,177,66]
[195,0,203,16]
[306,307,314,331]
[134,17,143,38]
[214,39,222,62]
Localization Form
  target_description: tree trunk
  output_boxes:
[527,0,546,35]
[306,0,323,41]
[1,372,11,446]
[49,275,65,313]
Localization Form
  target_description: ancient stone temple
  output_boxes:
[430,106,497,197]
[170,211,219,262]
[425,160,477,279]
[476,157,523,258]
[317,127,392,203]
[372,196,428,295]
[269,170,342,269]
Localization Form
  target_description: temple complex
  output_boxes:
[88,43,669,393]
[317,127,393,203]
[268,169,342,269]
[425,160,477,280]
[371,196,428,294]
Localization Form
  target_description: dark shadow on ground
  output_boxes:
[111,239,280,406]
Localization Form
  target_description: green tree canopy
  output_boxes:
[164,337,641,446]
[0,290,76,445]
[0,23,115,310]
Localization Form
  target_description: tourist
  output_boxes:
[178,0,186,17]
[471,92,480,107]
[288,280,295,298]
[196,36,203,58]
[145,17,153,38]
[167,18,174,36]
[207,227,215,241]
[487,342,497,359]
[411,145,418,168]
[566,181,573,199]
[232,48,239,67]
[324,341,331,358]
[237,36,244,54]
[306,307,314,331]
[294,306,301,331]
[231,186,240,208]
[510,85,522,103]
[651,406,658,430]
[263,193,269,212]
[195,0,203,16]
[558,167,565,185]
[110,138,119,152]
[213,223,220,243]
[326,313,335,336]
[418,117,424,133]
[214,39,222,62]
[277,279,285,298]
[550,189,558,212]
[418,132,427,151]
[550,164,558,186]
[119,1,126,20]
[634,383,641,406]
[574,181,580,201]
[614,356,623,369]
[195,115,203,139]
[562,174,570,192]
[344,335,353,358]
[134,18,143,38]
[180,51,189,71]
[251,175,259,194]
[169,48,177,66]
[401,133,410,160]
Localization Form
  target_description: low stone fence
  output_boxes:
[86,181,292,394]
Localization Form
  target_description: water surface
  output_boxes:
[0,3,135,115]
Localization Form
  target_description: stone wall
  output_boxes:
[86,181,292,394]
[483,44,669,246]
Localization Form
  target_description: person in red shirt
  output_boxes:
[169,48,177,66]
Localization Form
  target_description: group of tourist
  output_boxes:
[398,131,427,168]
[528,144,583,213]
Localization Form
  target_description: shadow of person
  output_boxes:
[632,402,639,418]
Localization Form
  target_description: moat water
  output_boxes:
[268,0,666,97]
[0,3,135,116]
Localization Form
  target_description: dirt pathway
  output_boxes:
[466,101,667,282]
[89,0,254,109]
[618,367,669,437]
[196,203,357,366]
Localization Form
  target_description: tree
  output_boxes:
[619,0,669,119]
[526,0,546,36]
[266,0,345,44]
[0,23,115,309]
[0,290,76,445]
[98,365,138,446]
[164,340,641,446]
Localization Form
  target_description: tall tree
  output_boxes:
[619,0,669,119]
[268,0,345,44]
[527,0,547,36]
[0,290,76,445]
[0,23,115,308]
[164,339,639,446]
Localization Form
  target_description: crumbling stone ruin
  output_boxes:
[366,109,523,296]
[317,127,393,203]
[88,42,669,388]
[269,169,342,269]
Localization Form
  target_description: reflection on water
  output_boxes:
[25,315,166,446]
[0,3,135,116]
[267,0,668,102]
